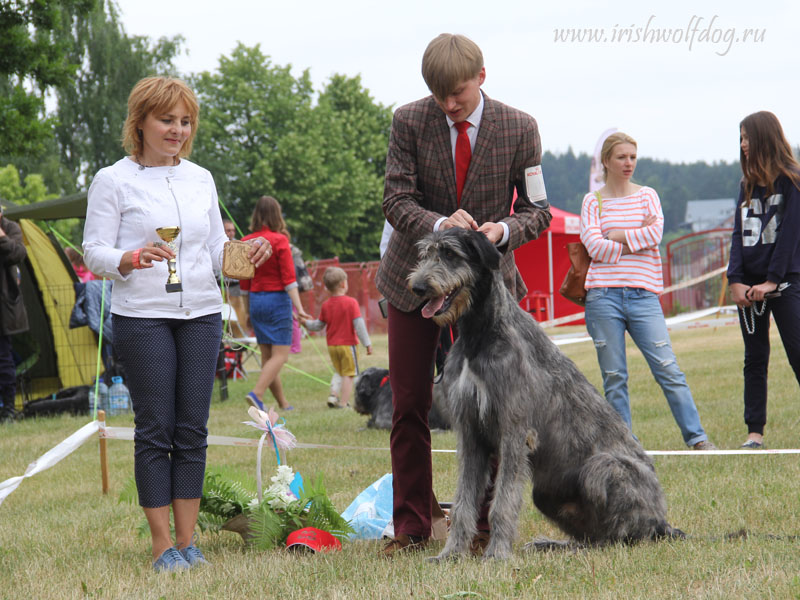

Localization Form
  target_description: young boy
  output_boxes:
[303,267,372,408]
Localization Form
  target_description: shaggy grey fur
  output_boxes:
[407,228,682,561]
[353,367,451,430]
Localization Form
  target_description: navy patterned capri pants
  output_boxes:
[113,312,222,508]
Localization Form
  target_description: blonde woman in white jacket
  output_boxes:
[83,77,271,572]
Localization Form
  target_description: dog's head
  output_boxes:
[407,228,501,326]
[353,367,390,415]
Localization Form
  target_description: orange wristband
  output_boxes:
[131,248,142,269]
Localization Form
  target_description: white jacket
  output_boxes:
[83,157,227,319]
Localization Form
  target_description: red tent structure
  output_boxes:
[514,205,582,323]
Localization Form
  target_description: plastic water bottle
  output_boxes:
[108,376,131,416]
[89,379,109,413]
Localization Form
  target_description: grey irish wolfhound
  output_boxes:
[407,228,683,561]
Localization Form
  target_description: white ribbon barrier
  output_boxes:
[4,413,799,507]
[102,426,407,453]
[0,419,101,507]
[538,266,731,329]
[94,427,800,457]
[549,306,741,347]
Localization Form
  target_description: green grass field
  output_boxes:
[2,317,800,599]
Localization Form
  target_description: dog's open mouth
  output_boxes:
[421,289,458,319]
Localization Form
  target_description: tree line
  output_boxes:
[2,0,749,262]
[543,148,743,234]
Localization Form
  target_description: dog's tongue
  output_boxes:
[421,295,445,319]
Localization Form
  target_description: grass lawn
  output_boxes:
[2,317,800,599]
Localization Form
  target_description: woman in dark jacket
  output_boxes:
[0,210,29,420]
[727,111,800,449]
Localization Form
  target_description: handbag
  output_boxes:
[222,240,255,280]
[559,243,591,306]
[559,192,602,306]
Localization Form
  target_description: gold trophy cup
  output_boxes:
[156,226,182,293]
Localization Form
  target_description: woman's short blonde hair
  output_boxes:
[421,33,484,101]
[121,77,200,159]
[600,132,638,181]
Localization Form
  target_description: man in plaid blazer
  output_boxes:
[375,33,552,556]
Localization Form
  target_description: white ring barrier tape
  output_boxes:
[99,427,800,456]
[4,419,799,507]
[548,306,743,347]
[660,265,729,295]
[538,266,730,329]
[0,420,101,507]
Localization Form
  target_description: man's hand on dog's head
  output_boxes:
[441,209,479,232]
[476,222,503,244]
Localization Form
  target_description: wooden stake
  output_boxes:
[98,410,109,495]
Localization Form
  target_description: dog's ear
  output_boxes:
[464,230,502,270]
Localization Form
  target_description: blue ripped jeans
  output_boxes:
[584,287,708,447]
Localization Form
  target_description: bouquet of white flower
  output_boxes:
[195,407,354,550]
[199,464,353,550]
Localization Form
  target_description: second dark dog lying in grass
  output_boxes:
[353,367,451,431]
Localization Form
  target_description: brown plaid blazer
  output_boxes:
[376,93,553,312]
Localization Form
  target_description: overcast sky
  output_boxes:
[115,0,796,165]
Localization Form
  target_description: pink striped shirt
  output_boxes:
[580,186,664,293]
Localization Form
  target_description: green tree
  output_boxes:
[192,44,393,261]
[272,74,392,259]
[53,0,183,189]
[0,0,96,158]
[192,44,315,231]
[0,165,52,205]
[0,164,80,242]
[541,150,741,232]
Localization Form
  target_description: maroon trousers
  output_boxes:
[388,303,492,538]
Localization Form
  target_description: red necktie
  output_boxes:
[454,121,471,206]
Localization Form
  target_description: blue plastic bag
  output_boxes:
[340,473,394,540]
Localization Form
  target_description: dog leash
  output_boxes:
[740,301,766,335]
[739,282,790,335]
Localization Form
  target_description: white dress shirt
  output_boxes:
[434,92,509,245]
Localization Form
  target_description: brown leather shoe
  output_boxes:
[381,534,428,558]
[470,530,491,556]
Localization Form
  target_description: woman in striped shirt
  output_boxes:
[580,132,716,450]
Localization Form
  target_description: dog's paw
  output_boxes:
[426,551,461,564]
[665,526,688,540]
[481,547,512,561]
[480,537,513,561]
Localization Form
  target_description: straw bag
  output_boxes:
[559,192,602,306]
[222,240,255,280]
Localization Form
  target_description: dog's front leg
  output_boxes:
[430,429,491,562]
[482,429,527,560]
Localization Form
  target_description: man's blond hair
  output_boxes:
[323,266,347,292]
[421,33,484,101]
